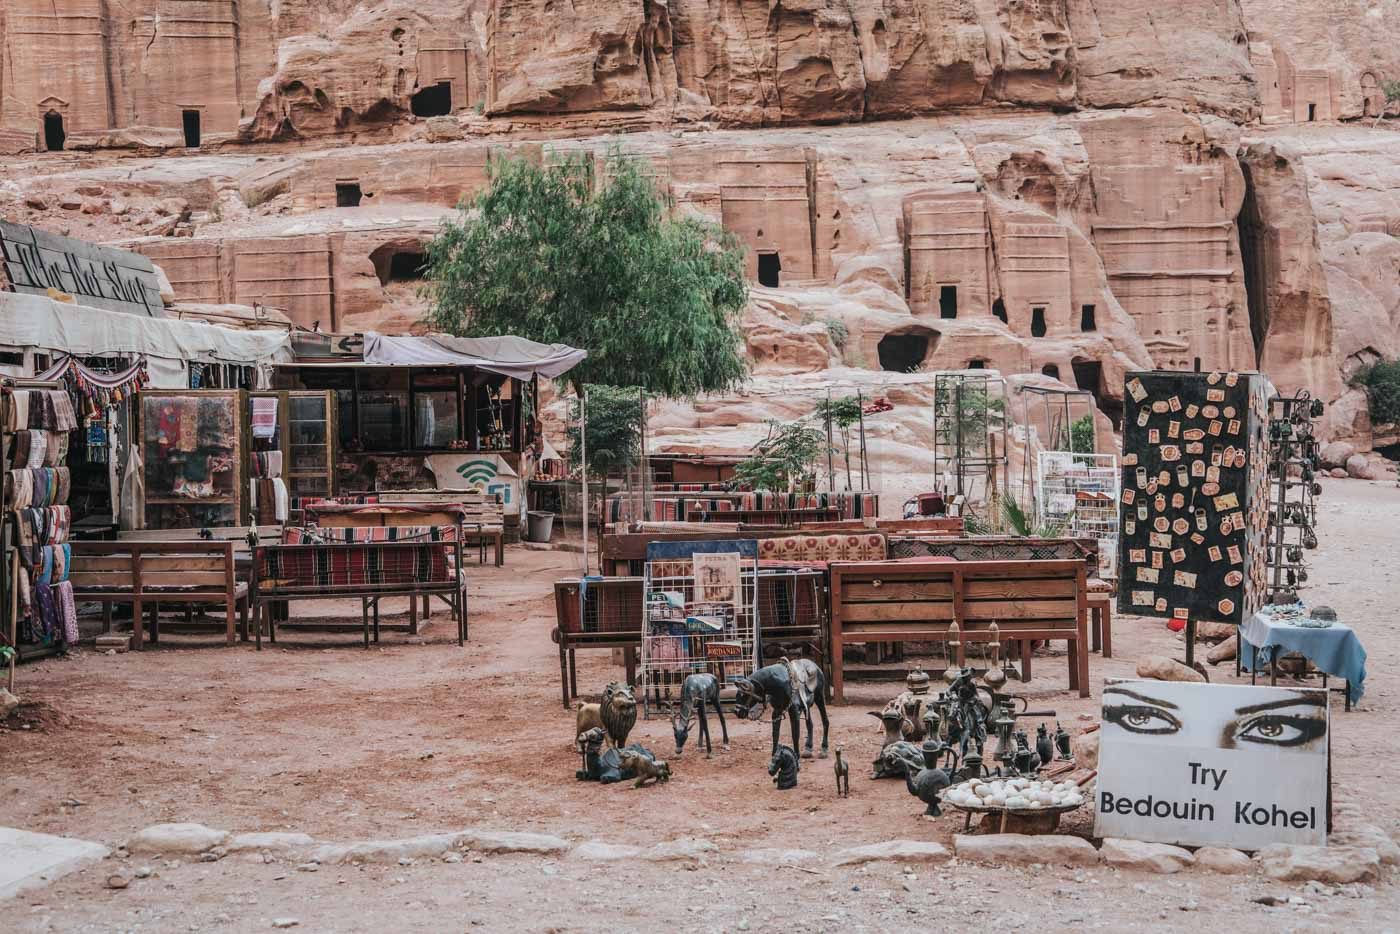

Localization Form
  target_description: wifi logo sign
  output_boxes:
[455,459,498,488]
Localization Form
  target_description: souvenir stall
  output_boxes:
[246,390,337,524]
[271,332,586,528]
[2,378,80,666]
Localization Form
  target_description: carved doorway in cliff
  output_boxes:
[183,110,201,148]
[757,251,781,288]
[43,112,65,152]
[878,326,938,373]
[412,82,453,117]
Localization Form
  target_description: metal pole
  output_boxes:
[825,388,834,492]
[580,386,589,576]
[856,389,868,491]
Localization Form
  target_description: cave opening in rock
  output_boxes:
[967,359,986,369]
[992,298,1007,324]
[877,331,932,372]
[43,112,64,152]
[939,285,958,319]
[1080,304,1096,332]
[182,110,201,148]
[1031,306,1047,337]
[1237,160,1269,361]
[1072,358,1122,428]
[371,244,427,285]
[336,183,363,208]
[1307,103,1316,122]
[412,82,453,117]
[1042,364,1060,379]
[757,252,781,288]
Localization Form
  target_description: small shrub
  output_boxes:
[1357,360,1400,425]
[824,318,848,348]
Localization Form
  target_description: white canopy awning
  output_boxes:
[0,291,294,387]
[361,332,586,380]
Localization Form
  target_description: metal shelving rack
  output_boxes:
[639,539,759,719]
[1265,391,1324,603]
[1037,451,1121,579]
[932,372,1009,518]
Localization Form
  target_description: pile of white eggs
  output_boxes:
[942,776,1085,811]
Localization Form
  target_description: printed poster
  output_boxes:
[692,552,741,605]
[1094,679,1328,848]
[425,453,520,515]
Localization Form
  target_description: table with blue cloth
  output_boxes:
[1239,608,1367,710]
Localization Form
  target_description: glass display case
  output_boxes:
[286,391,335,501]
[140,390,242,528]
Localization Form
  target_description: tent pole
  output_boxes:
[580,386,589,577]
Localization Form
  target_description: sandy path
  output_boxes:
[3,476,1399,931]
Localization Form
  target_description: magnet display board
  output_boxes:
[1116,371,1269,624]
[1094,679,1328,848]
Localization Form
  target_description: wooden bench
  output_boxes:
[683,508,841,525]
[829,558,1090,701]
[69,541,249,649]
[254,505,469,648]
[375,491,505,566]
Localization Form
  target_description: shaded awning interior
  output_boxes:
[361,332,586,380]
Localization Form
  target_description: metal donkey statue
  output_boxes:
[732,657,830,763]
[671,672,730,758]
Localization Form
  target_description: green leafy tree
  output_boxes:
[1356,360,1400,426]
[422,146,750,399]
[1069,413,1097,454]
[567,385,643,480]
[816,394,864,490]
[733,420,826,493]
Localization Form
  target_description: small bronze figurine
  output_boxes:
[770,745,799,790]
[834,745,850,797]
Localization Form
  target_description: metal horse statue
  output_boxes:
[670,673,729,758]
[732,658,830,762]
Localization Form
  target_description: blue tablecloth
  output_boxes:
[1239,610,1367,704]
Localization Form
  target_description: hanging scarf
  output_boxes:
[8,390,30,432]
[57,581,78,644]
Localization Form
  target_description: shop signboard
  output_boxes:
[426,452,519,515]
[1094,679,1329,848]
[0,221,164,316]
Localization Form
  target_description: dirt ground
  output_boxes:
[4,477,1400,932]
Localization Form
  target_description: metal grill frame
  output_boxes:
[639,539,760,719]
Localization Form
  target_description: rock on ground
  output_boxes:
[952,834,1099,866]
[1100,838,1195,873]
[1207,635,1239,665]
[1320,441,1356,468]
[1346,454,1377,479]
[643,838,718,862]
[1073,730,1099,770]
[1136,655,1206,683]
[225,832,316,855]
[571,842,643,861]
[831,840,950,866]
[312,829,568,864]
[739,848,819,864]
[1193,846,1253,874]
[126,823,230,855]
[1328,823,1400,865]
[0,827,110,900]
[1257,843,1380,883]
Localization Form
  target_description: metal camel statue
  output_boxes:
[732,657,830,763]
[670,673,729,758]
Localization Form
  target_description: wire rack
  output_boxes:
[1037,451,1120,579]
[640,540,760,718]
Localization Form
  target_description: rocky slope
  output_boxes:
[1,1,1398,479]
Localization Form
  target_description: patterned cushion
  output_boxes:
[259,542,451,587]
[757,533,886,563]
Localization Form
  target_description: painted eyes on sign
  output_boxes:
[1103,703,1182,736]
[1233,712,1327,749]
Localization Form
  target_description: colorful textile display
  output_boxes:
[251,396,278,439]
[36,355,148,421]
[259,542,451,588]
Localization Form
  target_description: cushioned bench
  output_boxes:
[69,541,249,649]
[254,505,469,648]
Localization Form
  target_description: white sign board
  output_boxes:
[1094,679,1329,848]
[425,453,520,516]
